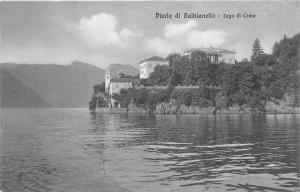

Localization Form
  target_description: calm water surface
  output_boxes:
[0,108,299,192]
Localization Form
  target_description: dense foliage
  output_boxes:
[89,82,108,110]
[111,33,299,111]
[93,82,106,94]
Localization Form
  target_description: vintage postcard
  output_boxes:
[0,1,299,192]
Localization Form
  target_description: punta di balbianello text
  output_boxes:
[155,12,256,19]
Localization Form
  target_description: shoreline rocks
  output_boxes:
[95,103,300,114]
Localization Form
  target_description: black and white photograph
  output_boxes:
[0,1,299,191]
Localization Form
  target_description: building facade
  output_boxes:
[105,70,139,106]
[183,47,236,64]
[139,56,169,79]
[108,79,139,96]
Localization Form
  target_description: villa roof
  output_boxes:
[184,47,235,54]
[110,78,139,83]
[139,56,168,64]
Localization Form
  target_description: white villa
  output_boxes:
[139,56,169,79]
[183,47,236,64]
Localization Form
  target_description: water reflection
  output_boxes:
[89,114,299,191]
[1,109,299,192]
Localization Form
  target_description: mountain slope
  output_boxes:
[0,69,51,107]
[0,61,105,108]
[107,63,139,78]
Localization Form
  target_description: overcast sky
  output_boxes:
[0,1,299,68]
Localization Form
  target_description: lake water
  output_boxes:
[0,108,299,192]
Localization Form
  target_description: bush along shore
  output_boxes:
[94,86,300,114]
[90,33,300,114]
[95,99,300,114]
[155,100,300,114]
[91,81,300,114]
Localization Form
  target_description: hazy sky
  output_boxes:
[0,1,299,68]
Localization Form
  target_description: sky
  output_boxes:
[0,1,299,68]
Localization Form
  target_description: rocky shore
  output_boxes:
[95,100,300,114]
[155,101,300,114]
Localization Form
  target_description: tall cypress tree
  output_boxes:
[251,38,264,61]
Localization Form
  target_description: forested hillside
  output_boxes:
[110,33,299,112]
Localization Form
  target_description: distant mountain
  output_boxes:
[107,63,139,78]
[0,61,105,108]
[0,69,51,108]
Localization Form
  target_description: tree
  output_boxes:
[112,88,138,108]
[195,63,219,86]
[166,53,184,86]
[252,54,276,67]
[146,93,159,112]
[135,88,148,107]
[149,65,172,86]
[118,72,125,78]
[183,66,197,85]
[272,42,280,58]
[168,70,183,86]
[93,82,105,94]
[167,53,181,67]
[251,38,264,61]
